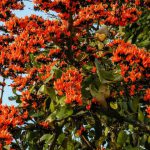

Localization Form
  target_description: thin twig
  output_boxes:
[81,135,95,150]
[0,77,5,104]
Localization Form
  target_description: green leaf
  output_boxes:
[138,39,150,47]
[59,96,66,106]
[54,68,62,79]
[46,106,73,122]
[104,127,109,136]
[40,134,52,142]
[44,74,53,84]
[9,95,19,101]
[58,133,65,144]
[95,59,122,83]
[138,109,144,122]
[97,42,104,50]
[47,87,56,100]
[50,100,55,112]
[82,64,93,71]
[29,85,35,93]
[3,145,10,150]
[117,130,127,146]
[148,136,150,143]
[129,98,139,113]
[129,124,133,132]
[56,106,73,120]
[44,66,60,84]
[30,53,38,66]
[12,88,17,95]
[73,110,87,117]
[113,69,123,82]
[90,84,110,108]
[102,70,115,81]
[141,134,147,145]
[95,59,104,83]
[37,85,48,95]
[46,111,57,122]
[122,102,128,113]
[110,102,118,110]
[42,134,54,150]
[31,111,44,118]
[38,85,56,101]
[66,141,74,150]
[97,136,106,145]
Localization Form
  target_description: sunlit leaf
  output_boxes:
[58,133,65,144]
[117,130,127,146]
[110,102,118,110]
[138,109,144,122]
[56,106,73,120]
[50,100,55,112]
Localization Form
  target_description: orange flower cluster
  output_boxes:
[20,90,32,108]
[10,67,37,91]
[111,40,150,83]
[105,4,141,26]
[54,69,83,105]
[0,0,24,21]
[48,48,61,57]
[34,0,141,27]
[0,15,69,94]
[34,0,79,13]
[0,105,28,147]
[0,15,70,78]
[111,40,150,117]
[37,62,57,81]
[74,3,107,26]
[20,89,46,109]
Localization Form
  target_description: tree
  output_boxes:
[0,0,149,149]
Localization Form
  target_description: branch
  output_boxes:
[0,78,5,104]
[96,107,150,134]
[81,135,95,150]
[49,121,66,150]
[12,123,54,132]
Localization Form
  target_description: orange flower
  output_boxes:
[146,106,150,118]
[76,126,85,136]
[144,89,150,101]
[91,67,97,73]
[111,41,149,83]
[86,104,91,110]
[0,129,12,145]
[54,69,83,105]
[0,105,27,146]
[39,121,49,128]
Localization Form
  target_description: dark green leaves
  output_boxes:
[46,106,73,122]
[40,134,54,150]
[95,59,122,84]
[117,130,128,146]
[56,106,73,120]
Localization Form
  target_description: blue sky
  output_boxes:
[14,1,48,18]
[1,0,54,106]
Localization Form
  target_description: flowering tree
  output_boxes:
[0,0,150,149]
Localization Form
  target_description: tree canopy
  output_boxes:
[0,0,150,150]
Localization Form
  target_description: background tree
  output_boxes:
[0,0,149,150]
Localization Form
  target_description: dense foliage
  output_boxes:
[0,0,150,150]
